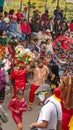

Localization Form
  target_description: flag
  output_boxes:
[66,0,73,3]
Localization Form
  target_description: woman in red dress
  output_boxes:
[8,89,27,130]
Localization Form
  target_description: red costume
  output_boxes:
[54,88,73,130]
[21,21,31,34]
[10,69,26,97]
[8,97,27,124]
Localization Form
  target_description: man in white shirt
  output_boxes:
[30,84,62,130]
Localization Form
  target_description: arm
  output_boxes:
[8,99,18,113]
[30,120,48,129]
[56,120,62,130]
[10,71,15,80]
[19,100,28,112]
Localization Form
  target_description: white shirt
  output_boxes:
[2,58,11,71]
[37,96,62,130]
[46,43,53,54]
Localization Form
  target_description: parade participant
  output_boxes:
[30,84,62,130]
[8,89,27,130]
[10,64,26,97]
[28,59,49,111]
[54,75,73,130]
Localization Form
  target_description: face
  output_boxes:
[16,94,23,100]
[38,93,45,102]
[39,62,44,68]
[22,41,27,48]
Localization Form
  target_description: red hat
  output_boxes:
[54,88,61,98]
[12,15,17,21]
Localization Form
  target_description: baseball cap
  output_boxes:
[35,84,51,95]
[46,29,51,32]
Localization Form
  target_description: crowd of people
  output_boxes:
[0,5,73,130]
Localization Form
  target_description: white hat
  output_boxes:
[4,17,10,23]
[46,29,51,32]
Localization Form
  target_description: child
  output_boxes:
[8,89,27,130]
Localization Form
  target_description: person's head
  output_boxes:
[0,30,6,37]
[22,40,27,48]
[37,58,44,68]
[24,7,28,12]
[54,88,61,99]
[17,19,21,24]
[45,10,48,14]
[35,84,51,102]
[11,16,17,22]
[23,19,28,24]
[16,89,24,100]
[46,38,51,44]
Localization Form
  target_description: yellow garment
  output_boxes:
[68,116,73,130]
[53,94,61,103]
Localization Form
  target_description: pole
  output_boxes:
[57,0,59,7]
[28,0,30,22]
[45,0,47,11]
[65,1,67,19]
[20,0,22,11]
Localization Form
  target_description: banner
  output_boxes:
[0,0,4,7]
[66,0,73,3]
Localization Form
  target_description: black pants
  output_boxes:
[0,88,5,101]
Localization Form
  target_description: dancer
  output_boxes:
[8,89,27,130]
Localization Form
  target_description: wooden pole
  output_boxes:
[57,0,59,7]
[28,0,30,22]
[20,0,22,11]
[45,0,47,11]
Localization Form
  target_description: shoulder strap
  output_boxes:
[45,100,58,119]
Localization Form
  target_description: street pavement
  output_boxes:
[2,86,41,130]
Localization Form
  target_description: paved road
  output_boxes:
[2,87,41,130]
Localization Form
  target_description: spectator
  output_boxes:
[21,19,31,39]
[69,20,73,32]
[15,9,24,20]
[22,7,28,20]
[31,10,40,23]
[41,10,49,23]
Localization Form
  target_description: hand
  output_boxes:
[19,108,27,111]
[14,110,20,113]
[30,122,36,128]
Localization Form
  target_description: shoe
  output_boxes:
[28,107,32,111]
